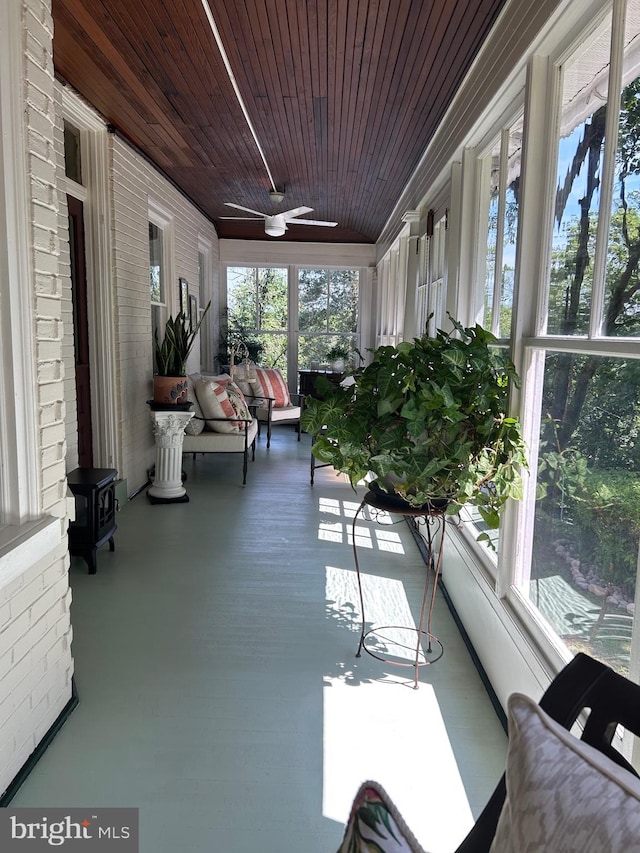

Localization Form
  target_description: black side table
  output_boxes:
[67,467,117,574]
[352,490,446,688]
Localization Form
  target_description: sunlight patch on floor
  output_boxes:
[326,566,429,664]
[322,677,474,853]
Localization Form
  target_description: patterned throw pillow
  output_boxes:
[225,381,252,422]
[490,693,640,853]
[254,367,291,408]
[338,781,428,853]
[194,378,242,433]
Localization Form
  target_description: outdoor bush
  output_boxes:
[570,470,640,597]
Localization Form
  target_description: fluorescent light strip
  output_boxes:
[200,0,278,194]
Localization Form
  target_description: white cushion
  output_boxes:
[490,693,640,853]
[182,417,258,453]
[255,404,301,424]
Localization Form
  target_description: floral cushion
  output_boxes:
[338,781,428,853]
[254,367,291,408]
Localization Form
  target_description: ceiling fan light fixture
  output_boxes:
[264,215,286,237]
[269,190,285,205]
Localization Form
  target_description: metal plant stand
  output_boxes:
[352,490,446,688]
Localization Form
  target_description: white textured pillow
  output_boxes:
[490,693,640,853]
[194,378,241,433]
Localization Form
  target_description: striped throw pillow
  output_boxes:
[254,367,291,408]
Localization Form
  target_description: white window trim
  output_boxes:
[0,1,40,523]
[149,199,175,312]
[60,86,119,471]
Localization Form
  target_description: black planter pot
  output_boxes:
[368,479,449,514]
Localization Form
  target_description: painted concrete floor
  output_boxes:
[12,429,507,852]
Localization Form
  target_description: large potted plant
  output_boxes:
[301,318,527,542]
[153,301,210,405]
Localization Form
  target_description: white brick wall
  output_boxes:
[110,136,218,494]
[0,0,73,798]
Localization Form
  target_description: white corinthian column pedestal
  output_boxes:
[147,408,195,504]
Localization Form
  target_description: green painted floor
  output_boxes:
[12,429,507,852]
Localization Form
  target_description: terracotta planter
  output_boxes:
[153,375,189,405]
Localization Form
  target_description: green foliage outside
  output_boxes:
[535,76,640,604]
[224,266,359,377]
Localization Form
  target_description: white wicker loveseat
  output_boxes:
[182,373,259,485]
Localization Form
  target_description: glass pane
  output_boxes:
[548,15,612,334]
[298,335,358,371]
[604,5,640,337]
[328,270,359,332]
[484,148,500,329]
[257,268,288,331]
[254,333,288,376]
[227,267,257,329]
[149,222,163,303]
[299,268,328,331]
[500,120,523,338]
[522,351,640,676]
[63,121,82,184]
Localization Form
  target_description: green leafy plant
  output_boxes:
[325,342,351,362]
[154,301,210,376]
[302,318,527,538]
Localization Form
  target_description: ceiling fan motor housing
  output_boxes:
[264,214,287,237]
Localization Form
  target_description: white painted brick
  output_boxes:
[38,362,63,384]
[29,150,56,182]
[34,271,61,296]
[41,443,64,468]
[35,294,62,318]
[37,341,62,363]
[0,650,11,681]
[30,586,61,627]
[41,422,65,448]
[41,481,66,510]
[32,203,59,233]
[29,621,59,666]
[12,613,50,666]
[39,381,63,406]
[36,317,61,340]
[24,56,54,96]
[33,248,59,275]
[0,610,30,653]
[25,0,54,33]
[8,575,44,620]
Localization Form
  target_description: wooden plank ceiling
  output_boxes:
[51,0,507,243]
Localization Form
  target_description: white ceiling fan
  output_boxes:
[222,201,338,237]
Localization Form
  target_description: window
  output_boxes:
[417,214,448,337]
[516,4,640,677]
[298,268,359,368]
[226,266,288,373]
[481,118,523,338]
[149,221,166,371]
[63,121,82,184]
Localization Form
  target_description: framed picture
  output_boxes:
[189,294,198,329]
[179,278,188,314]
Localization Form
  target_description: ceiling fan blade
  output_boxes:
[281,206,313,219]
[287,218,338,227]
[219,216,264,221]
[224,202,267,217]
